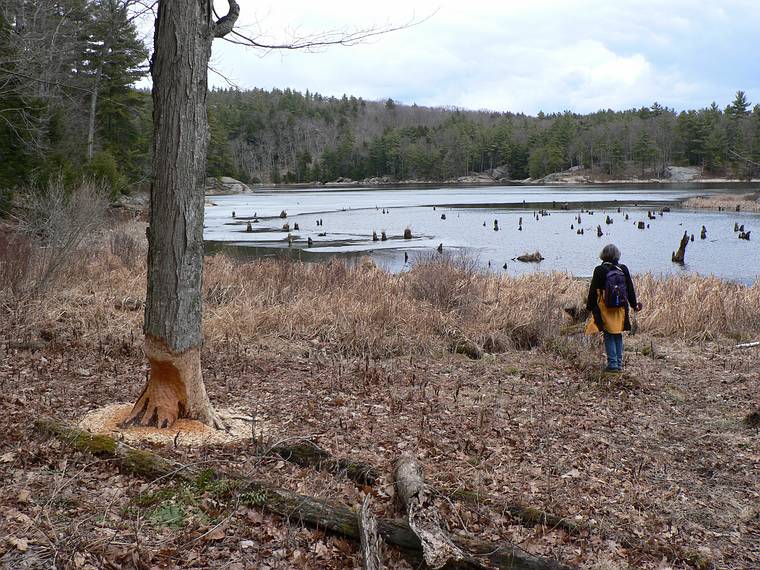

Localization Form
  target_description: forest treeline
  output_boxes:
[2,0,760,209]
[205,88,760,184]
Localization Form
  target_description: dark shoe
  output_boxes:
[603,367,622,373]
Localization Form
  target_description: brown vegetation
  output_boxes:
[3,218,760,356]
[1,216,759,568]
[683,193,760,213]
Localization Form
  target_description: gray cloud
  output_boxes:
[203,0,759,113]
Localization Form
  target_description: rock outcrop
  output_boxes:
[205,176,251,195]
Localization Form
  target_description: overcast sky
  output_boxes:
[198,0,759,115]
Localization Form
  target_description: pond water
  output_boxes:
[204,185,760,284]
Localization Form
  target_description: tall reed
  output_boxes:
[3,226,759,356]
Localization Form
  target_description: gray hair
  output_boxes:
[600,243,621,263]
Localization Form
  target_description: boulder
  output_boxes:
[490,164,510,180]
[206,176,251,195]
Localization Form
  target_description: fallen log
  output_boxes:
[269,439,580,536]
[359,495,384,570]
[269,441,379,485]
[35,420,574,570]
[395,456,466,568]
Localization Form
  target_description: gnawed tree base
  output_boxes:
[35,420,574,570]
[121,336,223,430]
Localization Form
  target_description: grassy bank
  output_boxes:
[2,216,759,569]
[3,217,760,356]
[683,192,760,212]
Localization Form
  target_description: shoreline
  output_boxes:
[210,178,760,194]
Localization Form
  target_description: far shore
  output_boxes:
[207,176,760,195]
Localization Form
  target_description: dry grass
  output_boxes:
[2,219,760,356]
[683,193,760,212]
[635,273,760,340]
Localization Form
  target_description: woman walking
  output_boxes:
[586,244,643,372]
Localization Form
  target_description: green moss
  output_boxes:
[449,488,482,504]
[516,506,544,524]
[680,550,714,570]
[72,432,118,456]
[123,448,172,479]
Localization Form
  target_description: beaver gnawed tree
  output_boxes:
[121,1,240,430]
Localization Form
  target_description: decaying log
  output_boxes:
[270,441,379,485]
[271,440,580,536]
[359,495,384,570]
[35,420,574,570]
[394,456,466,569]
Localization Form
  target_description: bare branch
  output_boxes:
[729,148,760,168]
[219,10,436,52]
[0,66,94,94]
[213,0,240,38]
[208,65,239,89]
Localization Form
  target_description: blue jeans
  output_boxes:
[603,332,623,370]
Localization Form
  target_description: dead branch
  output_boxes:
[269,440,379,486]
[394,455,466,568]
[358,495,384,570]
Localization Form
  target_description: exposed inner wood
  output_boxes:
[394,455,466,569]
[358,495,384,570]
[121,337,223,430]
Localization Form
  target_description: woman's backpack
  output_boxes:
[603,264,628,308]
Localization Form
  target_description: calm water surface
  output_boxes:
[204,185,760,283]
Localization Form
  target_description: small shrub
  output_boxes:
[17,177,109,292]
[109,225,145,269]
[409,254,482,313]
[0,231,33,296]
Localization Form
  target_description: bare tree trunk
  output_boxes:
[122,0,239,429]
[86,64,101,162]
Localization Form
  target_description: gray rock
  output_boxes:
[206,176,251,195]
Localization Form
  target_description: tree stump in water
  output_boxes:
[672,231,689,263]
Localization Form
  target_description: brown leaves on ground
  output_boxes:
[0,332,758,569]
[0,229,758,568]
